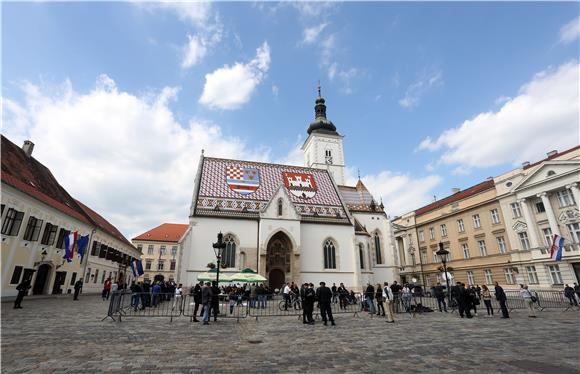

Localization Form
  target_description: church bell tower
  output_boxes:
[302,83,346,185]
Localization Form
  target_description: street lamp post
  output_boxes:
[436,242,451,305]
[212,232,227,284]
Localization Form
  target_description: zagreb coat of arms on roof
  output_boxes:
[283,172,318,199]
[226,166,260,195]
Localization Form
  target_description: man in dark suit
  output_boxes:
[494,281,509,318]
[192,281,203,322]
[303,283,316,324]
[316,282,335,326]
[73,279,83,301]
[14,279,31,308]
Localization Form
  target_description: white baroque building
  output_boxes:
[180,91,398,290]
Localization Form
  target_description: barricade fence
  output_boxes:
[104,290,577,322]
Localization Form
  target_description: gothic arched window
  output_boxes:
[359,243,365,269]
[223,234,236,268]
[323,239,336,269]
[374,233,383,265]
[278,198,283,216]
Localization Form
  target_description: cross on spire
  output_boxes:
[317,80,321,98]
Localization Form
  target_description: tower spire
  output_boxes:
[317,80,321,98]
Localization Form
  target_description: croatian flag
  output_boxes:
[76,235,90,262]
[64,231,78,263]
[550,234,564,262]
[131,259,144,277]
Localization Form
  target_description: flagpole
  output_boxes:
[81,228,97,284]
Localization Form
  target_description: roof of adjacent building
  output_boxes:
[523,145,580,170]
[194,157,349,223]
[1,135,134,250]
[337,179,383,213]
[132,223,189,243]
[415,179,495,216]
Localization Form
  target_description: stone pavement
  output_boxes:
[1,295,579,373]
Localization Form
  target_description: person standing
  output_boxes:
[494,281,509,318]
[282,283,291,311]
[201,282,213,325]
[210,281,220,321]
[73,279,83,301]
[564,284,578,306]
[331,283,338,304]
[173,283,183,311]
[458,283,472,318]
[365,283,376,315]
[383,282,395,323]
[192,281,203,322]
[375,284,385,316]
[401,284,412,313]
[481,284,493,317]
[574,283,580,305]
[520,284,536,318]
[434,282,447,312]
[316,282,335,326]
[303,283,316,324]
[102,278,112,301]
[13,279,31,309]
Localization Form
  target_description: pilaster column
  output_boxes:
[402,235,409,266]
[538,192,561,236]
[518,198,539,248]
[566,183,580,212]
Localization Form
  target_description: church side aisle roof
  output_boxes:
[194,157,350,224]
[337,180,383,213]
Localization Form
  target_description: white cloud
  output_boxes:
[2,75,275,239]
[418,61,580,169]
[272,84,279,97]
[559,16,580,44]
[146,1,213,29]
[199,42,271,110]
[302,23,328,45]
[399,69,443,109]
[292,2,336,18]
[345,168,442,217]
[181,34,208,68]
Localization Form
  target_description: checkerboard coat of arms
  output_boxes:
[283,172,318,199]
[226,166,260,195]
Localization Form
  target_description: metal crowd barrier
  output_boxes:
[182,294,249,322]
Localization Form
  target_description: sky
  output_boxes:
[2,1,579,239]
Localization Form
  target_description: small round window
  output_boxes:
[547,170,556,177]
[505,181,513,187]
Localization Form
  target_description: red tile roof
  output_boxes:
[415,179,495,216]
[75,200,135,250]
[132,223,189,243]
[523,145,580,170]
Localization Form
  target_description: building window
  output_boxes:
[85,269,91,283]
[429,227,435,240]
[323,239,337,269]
[10,266,23,284]
[466,271,475,286]
[557,189,575,207]
[145,260,152,270]
[432,251,439,263]
[472,214,481,229]
[535,201,545,213]
[94,269,99,283]
[457,219,465,233]
[518,232,531,250]
[1,208,25,236]
[359,244,364,269]
[542,228,553,246]
[40,223,58,246]
[568,223,580,244]
[170,260,176,271]
[277,198,283,216]
[526,266,539,284]
[490,209,500,224]
[171,246,178,257]
[91,242,100,256]
[158,261,164,271]
[160,245,166,255]
[484,269,493,285]
[420,250,427,264]
[147,245,154,255]
[222,235,236,268]
[70,272,77,286]
[440,224,448,237]
[497,236,507,254]
[325,149,333,164]
[418,230,424,242]
[504,268,515,284]
[462,243,470,259]
[137,244,143,253]
[374,234,382,264]
[56,228,70,249]
[547,265,563,284]
[23,216,44,241]
[478,240,488,256]
[101,271,106,284]
[510,202,522,218]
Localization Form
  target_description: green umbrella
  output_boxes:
[229,268,267,283]
[197,269,232,282]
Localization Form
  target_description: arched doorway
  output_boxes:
[266,231,293,290]
[33,264,51,295]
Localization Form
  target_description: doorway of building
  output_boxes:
[52,271,67,294]
[33,264,51,295]
[266,231,293,289]
[268,269,285,291]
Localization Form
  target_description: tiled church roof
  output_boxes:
[338,180,383,213]
[194,157,350,223]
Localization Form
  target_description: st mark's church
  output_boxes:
[180,89,398,290]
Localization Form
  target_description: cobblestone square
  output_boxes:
[1,295,579,373]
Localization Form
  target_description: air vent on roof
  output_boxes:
[22,140,34,157]
[452,188,461,194]
[546,150,557,157]
[522,161,530,168]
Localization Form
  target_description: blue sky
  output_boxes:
[2,2,579,237]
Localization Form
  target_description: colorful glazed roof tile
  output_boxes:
[194,157,349,223]
[338,180,382,213]
[132,223,189,243]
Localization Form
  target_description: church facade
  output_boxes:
[179,91,398,290]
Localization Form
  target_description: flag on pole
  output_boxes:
[76,235,89,262]
[550,234,564,262]
[131,259,144,277]
[64,231,78,263]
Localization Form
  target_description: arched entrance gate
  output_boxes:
[266,232,292,291]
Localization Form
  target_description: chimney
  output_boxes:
[522,161,530,168]
[433,195,437,202]
[546,150,557,158]
[451,188,461,194]
[22,140,34,157]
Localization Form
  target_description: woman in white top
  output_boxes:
[173,284,183,311]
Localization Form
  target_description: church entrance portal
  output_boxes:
[266,232,292,290]
[33,264,51,295]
